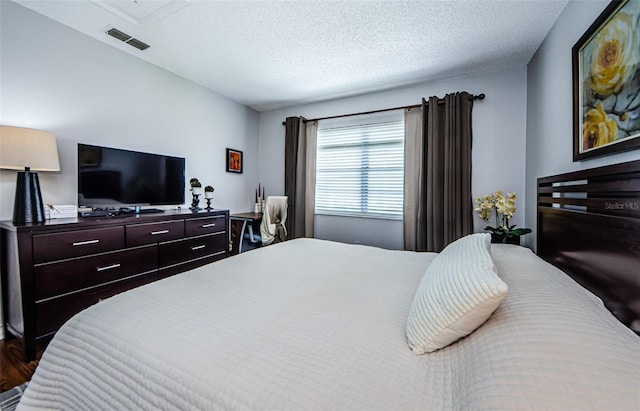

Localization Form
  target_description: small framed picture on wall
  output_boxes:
[572,0,640,161]
[226,148,243,173]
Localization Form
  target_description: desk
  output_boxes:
[230,212,263,255]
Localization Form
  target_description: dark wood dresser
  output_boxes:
[0,209,229,361]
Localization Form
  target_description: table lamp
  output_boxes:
[0,126,61,224]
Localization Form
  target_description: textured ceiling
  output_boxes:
[13,0,569,111]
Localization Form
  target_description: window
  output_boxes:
[315,112,404,220]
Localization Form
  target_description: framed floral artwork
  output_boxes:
[573,0,640,161]
[226,148,243,173]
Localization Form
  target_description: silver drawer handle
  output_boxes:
[201,223,216,228]
[73,239,100,246]
[97,263,121,272]
[191,245,206,251]
[151,230,169,235]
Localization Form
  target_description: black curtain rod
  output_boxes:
[282,93,484,125]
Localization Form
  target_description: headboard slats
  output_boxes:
[537,197,640,218]
[537,160,640,334]
[537,160,640,184]
[538,179,640,193]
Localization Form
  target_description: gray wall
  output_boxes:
[0,1,260,220]
[258,67,528,249]
[524,0,640,249]
[0,2,260,339]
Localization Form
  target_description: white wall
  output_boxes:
[0,2,260,339]
[258,67,528,249]
[525,0,640,249]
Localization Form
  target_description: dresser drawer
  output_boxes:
[33,226,125,264]
[185,215,226,237]
[35,246,158,301]
[126,220,184,247]
[35,271,157,337]
[159,232,227,268]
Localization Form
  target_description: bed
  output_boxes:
[17,162,640,410]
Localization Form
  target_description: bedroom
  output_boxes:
[1,0,639,409]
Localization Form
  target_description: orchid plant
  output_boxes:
[474,190,531,238]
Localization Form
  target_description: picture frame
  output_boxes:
[573,0,640,161]
[226,148,243,173]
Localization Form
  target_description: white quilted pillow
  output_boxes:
[406,233,507,354]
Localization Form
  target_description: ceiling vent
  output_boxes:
[125,38,150,51]
[106,28,150,51]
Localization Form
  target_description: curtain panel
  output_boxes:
[404,92,474,252]
[284,117,317,239]
[403,107,425,251]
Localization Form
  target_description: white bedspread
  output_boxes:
[18,239,640,410]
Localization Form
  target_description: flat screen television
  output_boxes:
[78,143,185,209]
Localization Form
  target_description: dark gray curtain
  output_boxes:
[284,116,316,239]
[405,92,474,252]
[425,92,474,251]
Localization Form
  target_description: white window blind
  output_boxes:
[315,114,404,219]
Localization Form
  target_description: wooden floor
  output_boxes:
[0,339,43,393]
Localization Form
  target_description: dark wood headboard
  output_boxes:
[537,160,640,334]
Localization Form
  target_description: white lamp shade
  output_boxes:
[0,125,61,171]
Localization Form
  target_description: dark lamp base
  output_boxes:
[13,169,46,224]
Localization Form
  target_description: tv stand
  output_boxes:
[1,209,229,361]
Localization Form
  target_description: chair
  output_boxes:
[260,196,288,246]
[240,217,262,252]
